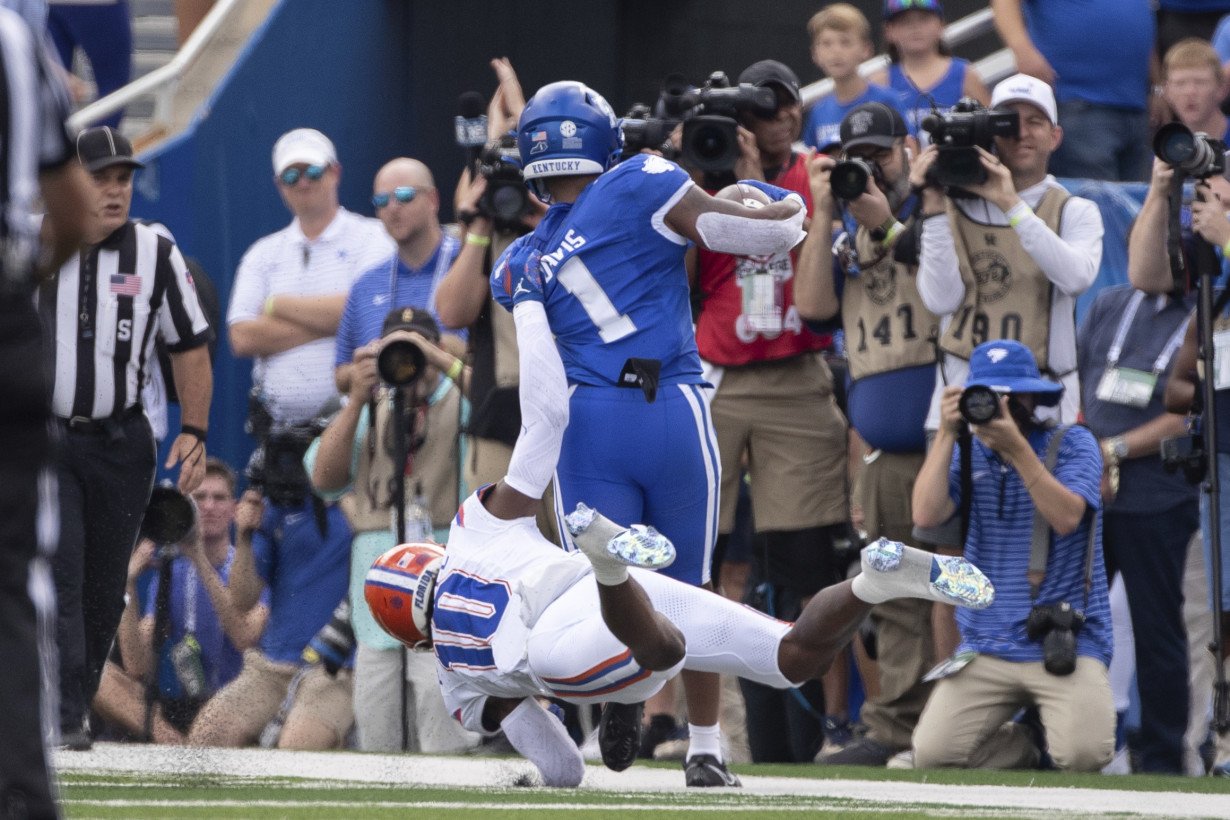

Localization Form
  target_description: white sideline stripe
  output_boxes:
[61,799,873,813]
[56,744,1230,818]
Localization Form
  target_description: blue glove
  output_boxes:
[736,179,794,203]
[491,245,545,312]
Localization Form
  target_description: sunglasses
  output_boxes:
[372,186,419,209]
[279,164,326,186]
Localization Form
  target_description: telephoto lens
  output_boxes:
[830,158,873,200]
[958,385,1002,425]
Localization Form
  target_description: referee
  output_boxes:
[39,125,213,751]
[0,3,92,816]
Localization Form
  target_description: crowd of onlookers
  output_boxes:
[44,0,1230,781]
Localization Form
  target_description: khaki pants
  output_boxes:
[912,654,1114,772]
[857,451,935,750]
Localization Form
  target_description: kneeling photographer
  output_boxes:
[913,73,1103,428]
[910,340,1114,772]
[308,307,477,754]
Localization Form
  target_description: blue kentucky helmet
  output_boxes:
[517,81,622,199]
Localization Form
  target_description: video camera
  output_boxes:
[476,134,532,231]
[922,98,1019,192]
[629,71,775,173]
[619,102,678,160]
[1152,122,1227,180]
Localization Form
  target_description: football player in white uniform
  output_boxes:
[364,191,996,789]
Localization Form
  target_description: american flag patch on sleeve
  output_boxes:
[109,273,141,296]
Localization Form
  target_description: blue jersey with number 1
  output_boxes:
[493,153,703,387]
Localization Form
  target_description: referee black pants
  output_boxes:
[52,410,154,733]
[0,298,59,819]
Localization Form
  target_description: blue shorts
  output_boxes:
[554,383,720,586]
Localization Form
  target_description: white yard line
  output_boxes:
[56,743,1230,819]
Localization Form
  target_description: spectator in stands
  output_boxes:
[795,102,944,768]
[912,340,1114,772]
[1077,283,1196,774]
[105,459,268,739]
[228,127,392,428]
[308,310,477,754]
[990,0,1156,181]
[869,0,990,141]
[187,459,353,749]
[46,0,130,127]
[334,157,465,394]
[804,3,907,152]
[692,58,850,764]
[1158,0,1230,59]
[1162,39,1230,148]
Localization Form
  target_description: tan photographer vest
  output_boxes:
[940,188,1069,372]
[340,382,462,536]
[844,221,941,381]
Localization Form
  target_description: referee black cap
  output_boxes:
[77,126,145,173]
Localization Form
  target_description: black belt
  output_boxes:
[58,404,144,435]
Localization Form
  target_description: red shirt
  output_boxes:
[695,153,829,366]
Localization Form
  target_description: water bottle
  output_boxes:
[392,481,433,542]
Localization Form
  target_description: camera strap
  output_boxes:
[1027,424,1096,608]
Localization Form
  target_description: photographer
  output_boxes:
[911,340,1114,771]
[914,74,1103,427]
[794,102,944,768]
[308,308,476,754]
[187,436,353,750]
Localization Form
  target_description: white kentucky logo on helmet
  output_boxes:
[987,347,1009,363]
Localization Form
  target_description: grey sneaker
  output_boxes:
[684,754,741,787]
[814,734,893,766]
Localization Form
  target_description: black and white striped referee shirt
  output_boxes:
[37,221,211,420]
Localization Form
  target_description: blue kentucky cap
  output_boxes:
[965,340,1062,406]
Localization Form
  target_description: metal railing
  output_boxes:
[66,0,245,134]
[800,8,1013,107]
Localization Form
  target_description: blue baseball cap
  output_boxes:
[885,0,943,20]
[965,340,1062,406]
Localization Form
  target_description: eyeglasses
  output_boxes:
[279,164,326,186]
[372,186,418,209]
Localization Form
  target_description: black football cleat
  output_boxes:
[684,753,742,787]
[598,701,643,772]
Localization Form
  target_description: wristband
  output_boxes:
[1006,201,1033,228]
[263,295,276,317]
[181,424,208,443]
[465,232,492,248]
[880,220,907,248]
[1221,238,1230,258]
[446,358,464,382]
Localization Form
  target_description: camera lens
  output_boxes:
[958,385,1002,425]
[691,123,729,162]
[1154,123,1197,166]
[141,484,196,544]
[830,159,871,200]
[377,340,427,386]
[486,182,528,223]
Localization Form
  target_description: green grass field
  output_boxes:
[55,745,1230,819]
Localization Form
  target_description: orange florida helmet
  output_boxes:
[364,542,445,648]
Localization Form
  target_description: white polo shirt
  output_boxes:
[228,207,393,423]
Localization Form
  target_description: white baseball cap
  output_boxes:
[991,73,1058,125]
[271,128,337,174]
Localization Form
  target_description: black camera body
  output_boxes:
[1161,431,1207,484]
[1153,122,1228,180]
[959,384,1003,425]
[1025,601,1086,676]
[245,425,317,508]
[377,307,439,388]
[620,103,679,160]
[654,71,776,173]
[922,98,1019,191]
[477,135,531,230]
[830,157,877,201]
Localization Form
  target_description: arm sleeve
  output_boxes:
[500,698,586,788]
[504,301,568,499]
[918,214,966,315]
[1013,195,1102,297]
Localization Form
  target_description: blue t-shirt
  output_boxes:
[1023,0,1153,110]
[251,498,352,664]
[492,153,704,388]
[804,84,909,151]
[947,424,1112,665]
[144,549,267,699]
[335,234,463,367]
[889,59,969,139]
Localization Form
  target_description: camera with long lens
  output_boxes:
[477,134,530,231]
[1152,122,1228,180]
[376,307,440,387]
[140,482,197,547]
[245,425,317,508]
[1161,431,1207,484]
[1025,601,1086,676]
[922,98,1019,192]
[619,102,679,160]
[958,384,1003,425]
[830,157,877,201]
[656,71,776,173]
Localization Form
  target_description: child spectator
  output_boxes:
[804,3,908,152]
[870,0,989,142]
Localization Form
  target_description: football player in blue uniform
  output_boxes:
[490,80,807,786]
